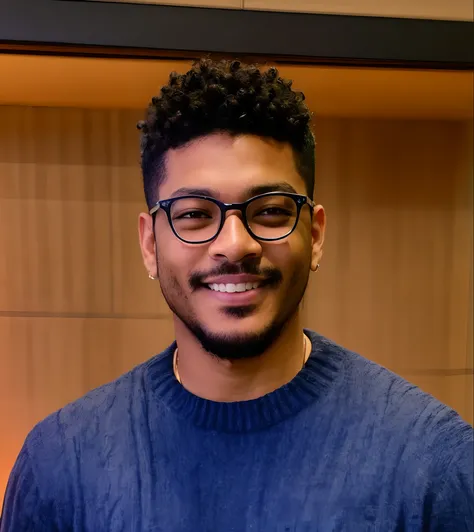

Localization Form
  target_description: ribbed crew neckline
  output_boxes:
[145,329,344,433]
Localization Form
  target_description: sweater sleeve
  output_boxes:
[429,438,474,531]
[0,445,56,532]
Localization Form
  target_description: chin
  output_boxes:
[195,314,285,360]
[207,306,274,329]
[168,290,293,360]
[206,322,269,341]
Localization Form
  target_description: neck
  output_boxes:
[173,312,308,402]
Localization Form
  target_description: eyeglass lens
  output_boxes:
[169,195,298,242]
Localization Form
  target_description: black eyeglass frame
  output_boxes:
[149,191,315,244]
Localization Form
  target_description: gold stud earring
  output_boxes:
[148,273,156,280]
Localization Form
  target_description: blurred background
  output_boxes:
[0,0,473,506]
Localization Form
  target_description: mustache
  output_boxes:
[189,260,283,290]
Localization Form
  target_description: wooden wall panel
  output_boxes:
[0,199,111,313]
[302,118,473,380]
[0,107,112,314]
[108,111,173,317]
[464,120,473,373]
[244,0,473,21]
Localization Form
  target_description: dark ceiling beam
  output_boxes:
[0,0,472,68]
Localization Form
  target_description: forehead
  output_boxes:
[158,133,307,200]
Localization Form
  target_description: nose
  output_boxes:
[208,213,262,263]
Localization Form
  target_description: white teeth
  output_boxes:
[208,282,260,293]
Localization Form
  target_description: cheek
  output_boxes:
[265,233,311,276]
[156,239,203,287]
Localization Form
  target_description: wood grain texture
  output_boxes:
[108,110,173,316]
[464,120,473,372]
[0,107,112,313]
[0,106,173,317]
[244,0,473,21]
[302,118,473,375]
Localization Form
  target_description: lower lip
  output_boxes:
[203,286,264,305]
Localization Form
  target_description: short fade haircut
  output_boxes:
[138,58,315,209]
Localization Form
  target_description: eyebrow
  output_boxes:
[168,182,299,201]
[168,187,218,199]
[246,182,299,196]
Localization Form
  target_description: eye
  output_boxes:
[257,207,292,216]
[175,210,213,219]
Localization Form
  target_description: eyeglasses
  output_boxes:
[149,191,315,244]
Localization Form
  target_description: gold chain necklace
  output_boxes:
[173,335,309,386]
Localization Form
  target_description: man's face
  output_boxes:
[139,133,325,359]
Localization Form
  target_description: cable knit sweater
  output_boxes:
[1,331,473,531]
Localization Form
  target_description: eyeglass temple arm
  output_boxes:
[149,203,161,216]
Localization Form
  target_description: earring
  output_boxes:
[315,264,320,272]
[148,273,156,280]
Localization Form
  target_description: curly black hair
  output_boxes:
[138,58,315,208]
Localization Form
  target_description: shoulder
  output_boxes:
[1,350,170,530]
[4,349,174,526]
[310,331,473,448]
[23,347,172,474]
[349,348,471,442]
[312,332,473,524]
[30,361,144,444]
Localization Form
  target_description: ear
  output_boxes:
[310,205,326,272]
[138,212,158,279]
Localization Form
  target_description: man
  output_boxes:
[1,59,473,531]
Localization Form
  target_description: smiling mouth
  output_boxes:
[207,282,261,293]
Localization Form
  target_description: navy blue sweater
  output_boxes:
[1,331,473,531]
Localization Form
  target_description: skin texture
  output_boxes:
[139,133,325,401]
